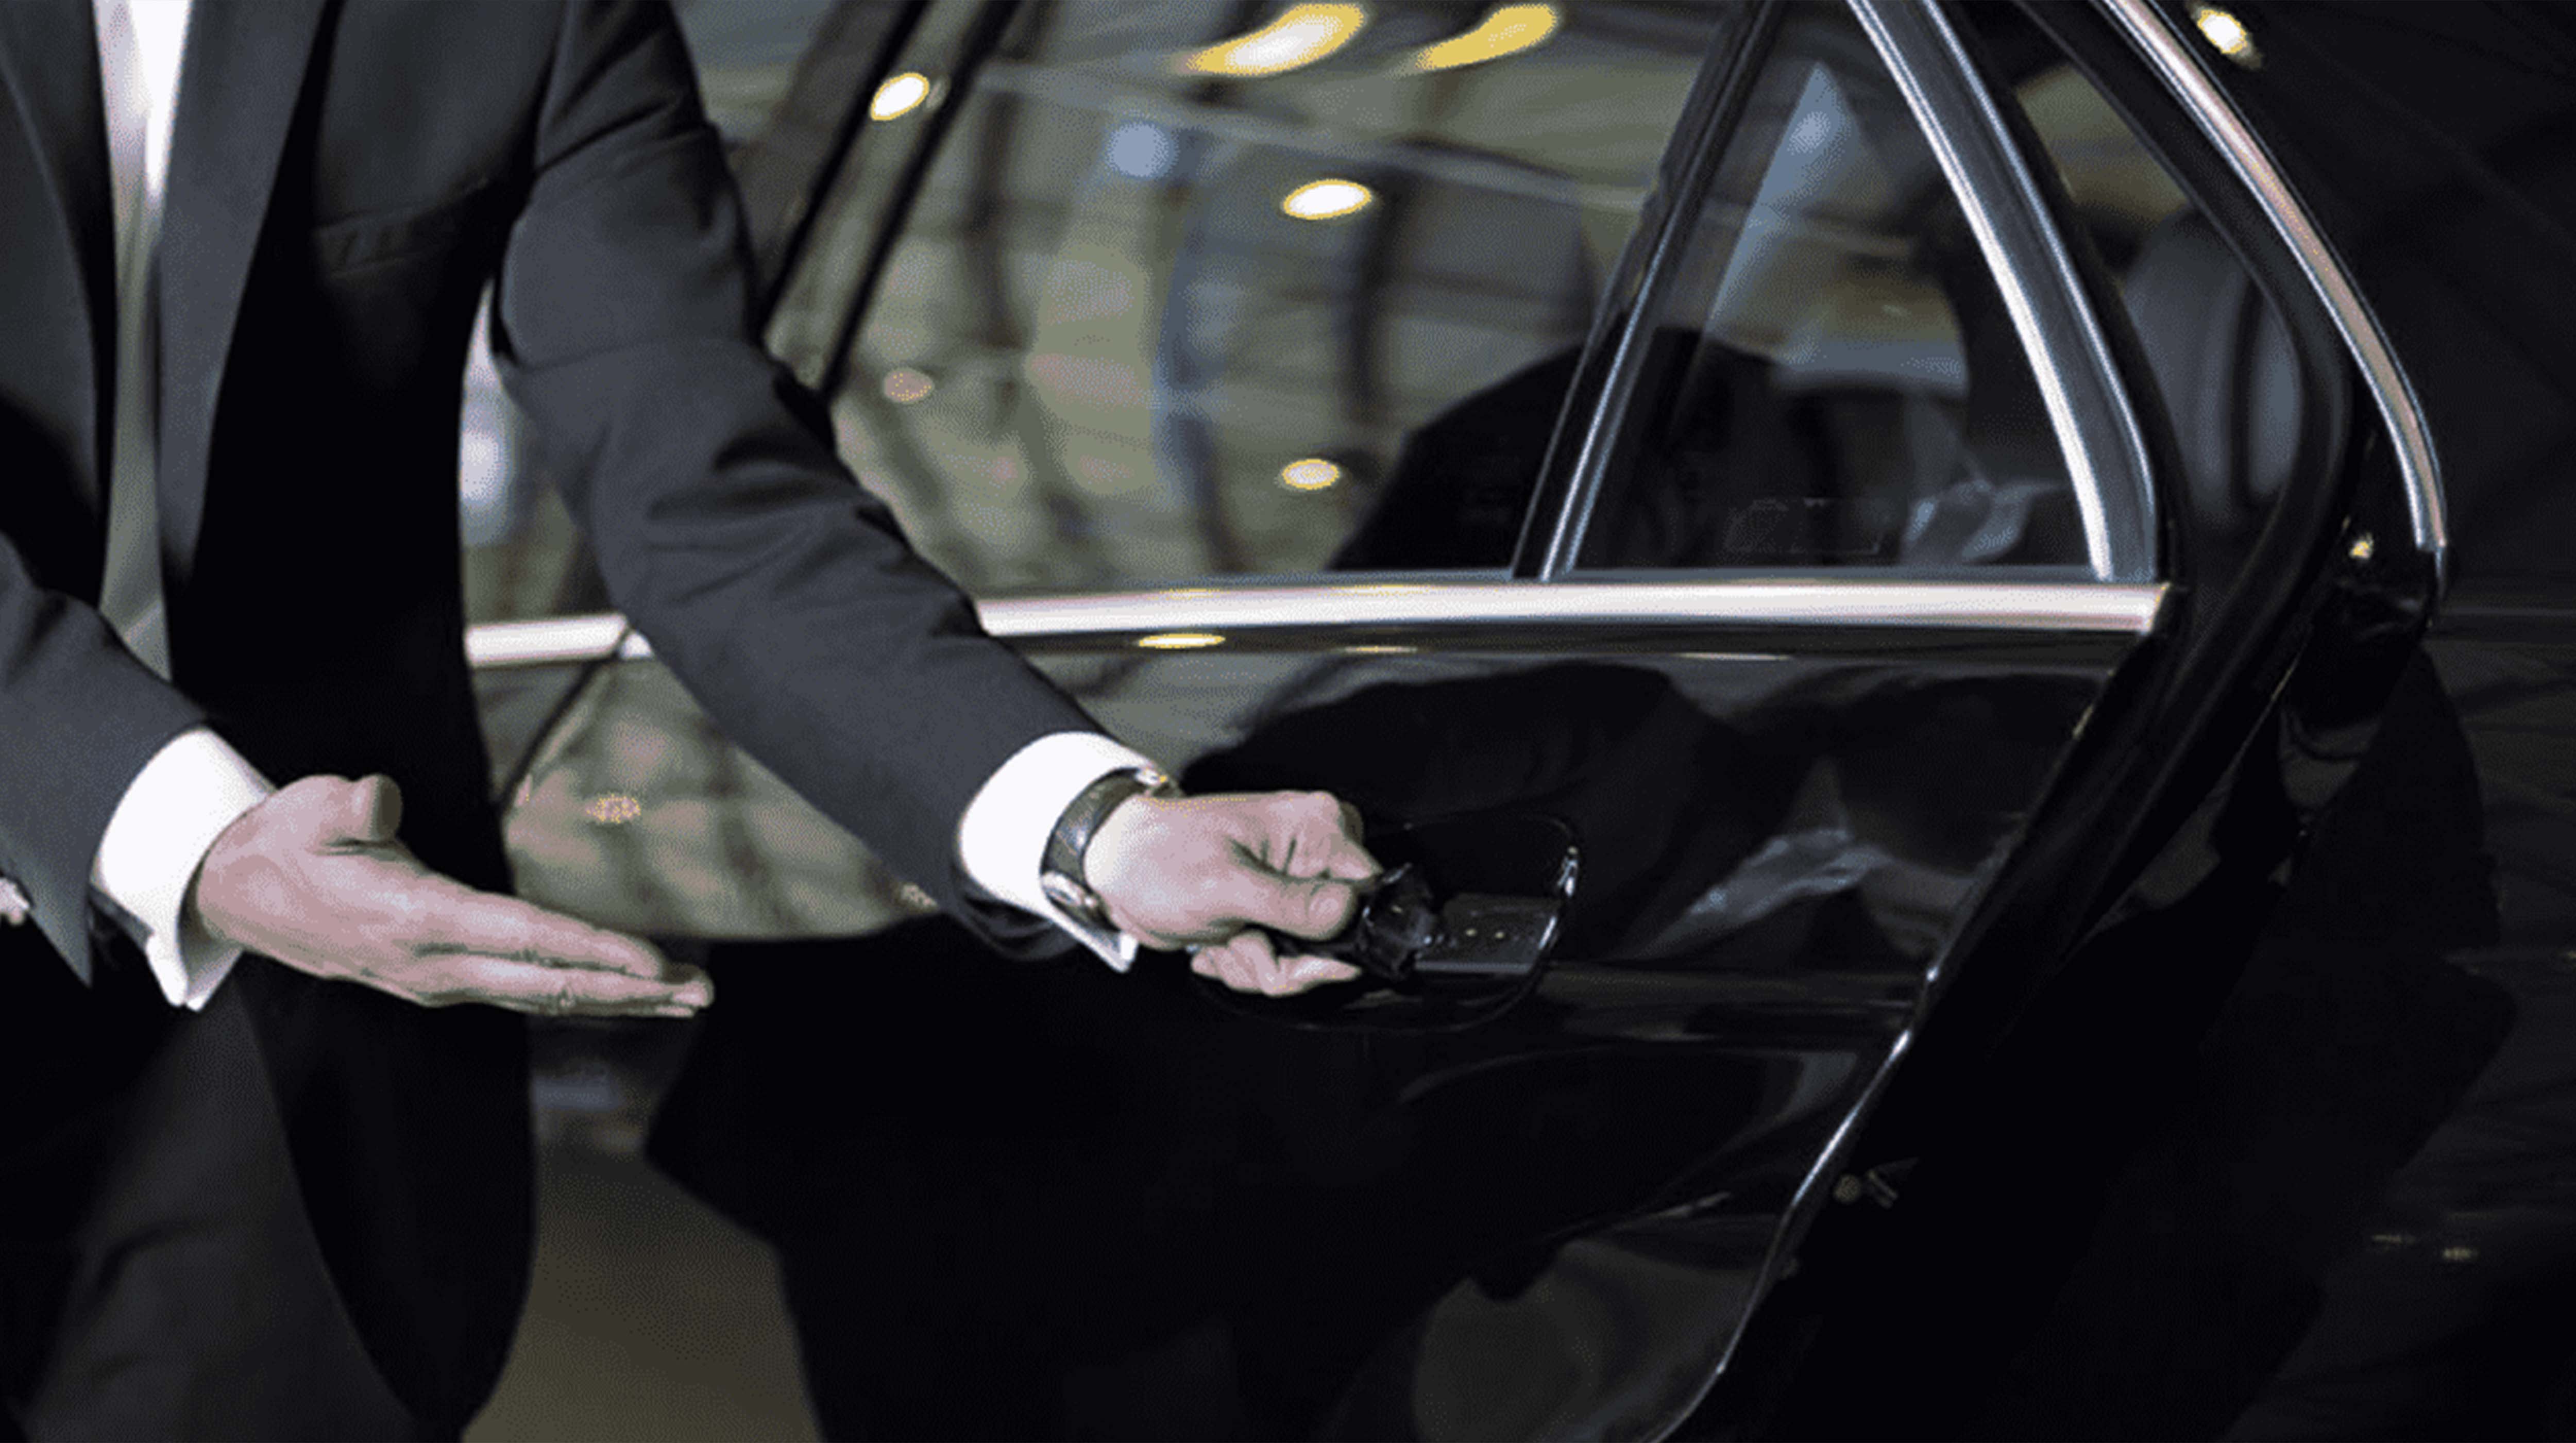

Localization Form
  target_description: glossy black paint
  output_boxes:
[654,626,2127,1438]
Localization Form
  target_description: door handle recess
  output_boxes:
[1220,812,1580,1028]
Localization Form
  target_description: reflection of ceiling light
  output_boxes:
[881,366,935,404]
[1280,457,1342,491]
[583,793,643,826]
[1180,4,1366,77]
[1282,178,1373,220]
[2190,5,2260,66]
[1137,631,1226,649]
[870,72,933,120]
[1105,120,1178,180]
[1410,3,1560,72]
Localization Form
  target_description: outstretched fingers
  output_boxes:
[410,885,710,1015]
[422,886,668,975]
[422,954,708,1017]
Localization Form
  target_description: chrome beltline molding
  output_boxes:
[2102,0,2449,574]
[466,580,2168,668]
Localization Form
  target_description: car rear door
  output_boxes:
[499,1,2215,1435]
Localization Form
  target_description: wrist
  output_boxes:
[1038,767,1174,934]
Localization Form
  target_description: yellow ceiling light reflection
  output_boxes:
[1282,178,1374,220]
[2190,5,2261,66]
[870,71,933,120]
[1137,631,1227,650]
[1280,457,1343,491]
[881,366,935,404]
[1179,4,1367,77]
[1409,3,1561,72]
[582,793,643,826]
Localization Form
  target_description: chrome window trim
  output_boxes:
[2100,0,2449,577]
[973,580,2166,636]
[467,580,2166,668]
[466,613,638,668]
[1849,0,2160,583]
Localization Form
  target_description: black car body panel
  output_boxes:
[653,620,2138,1438]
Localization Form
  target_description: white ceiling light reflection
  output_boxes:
[1136,631,1226,650]
[869,71,933,121]
[1282,178,1374,220]
[880,366,935,404]
[1410,3,1561,72]
[2190,5,2261,66]
[1279,457,1342,491]
[1105,120,1178,180]
[1180,4,1367,77]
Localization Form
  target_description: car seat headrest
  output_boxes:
[2121,210,2304,540]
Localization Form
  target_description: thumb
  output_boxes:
[1229,867,1362,942]
[334,774,404,845]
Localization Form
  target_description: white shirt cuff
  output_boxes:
[956,731,1163,971]
[90,726,274,1010]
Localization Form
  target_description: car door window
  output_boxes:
[1992,8,2330,576]
[1572,1,2091,575]
[811,0,1726,594]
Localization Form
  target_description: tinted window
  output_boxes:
[1982,1,2327,569]
[817,1,1723,595]
[1575,1,2084,573]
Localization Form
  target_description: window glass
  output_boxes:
[1575,1,2086,573]
[1977,1,2316,565]
[670,0,843,145]
[815,1,1724,596]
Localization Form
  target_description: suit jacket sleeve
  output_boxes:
[488,0,1094,947]
[0,550,206,983]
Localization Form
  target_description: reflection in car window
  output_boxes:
[1577,2,2084,574]
[821,1,1722,595]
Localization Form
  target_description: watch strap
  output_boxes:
[1039,767,1171,928]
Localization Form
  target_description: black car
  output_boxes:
[460,1,2576,1436]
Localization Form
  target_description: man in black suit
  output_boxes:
[0,1,1372,1436]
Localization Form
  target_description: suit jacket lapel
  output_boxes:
[0,0,116,512]
[158,0,328,606]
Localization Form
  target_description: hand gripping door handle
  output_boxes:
[1231,812,1580,1028]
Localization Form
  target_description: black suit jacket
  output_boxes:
[0,0,1089,1425]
